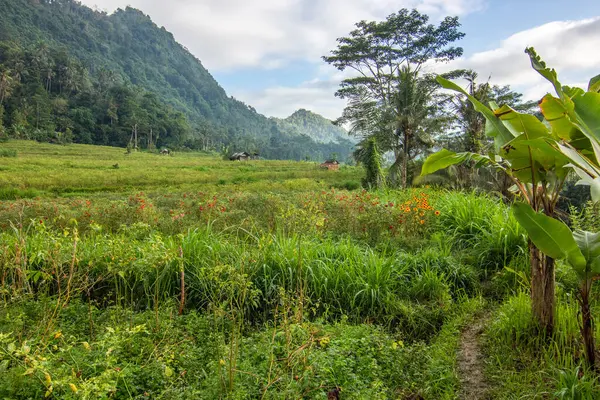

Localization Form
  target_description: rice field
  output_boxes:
[0,140,597,399]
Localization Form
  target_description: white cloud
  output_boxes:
[231,76,346,120]
[439,17,600,100]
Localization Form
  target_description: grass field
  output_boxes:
[0,140,599,399]
[0,141,361,198]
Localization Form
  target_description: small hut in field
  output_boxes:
[320,160,340,171]
[230,152,251,161]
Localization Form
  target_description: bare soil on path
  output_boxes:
[457,314,490,399]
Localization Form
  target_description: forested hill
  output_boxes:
[273,109,352,144]
[0,0,354,161]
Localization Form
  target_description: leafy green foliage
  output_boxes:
[512,202,585,270]
[360,137,384,190]
[0,142,501,397]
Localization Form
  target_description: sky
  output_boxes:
[80,0,600,121]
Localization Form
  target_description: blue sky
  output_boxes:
[460,0,600,50]
[82,0,600,120]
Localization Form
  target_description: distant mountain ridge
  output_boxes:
[0,0,354,161]
[273,109,352,144]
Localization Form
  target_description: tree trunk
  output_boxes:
[402,152,408,189]
[529,242,555,336]
[402,130,409,189]
[388,152,402,188]
[580,282,596,370]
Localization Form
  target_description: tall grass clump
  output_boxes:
[485,291,600,398]
[398,247,479,298]
[436,191,526,271]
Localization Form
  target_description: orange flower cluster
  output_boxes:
[301,189,441,238]
[400,193,436,211]
[398,192,439,225]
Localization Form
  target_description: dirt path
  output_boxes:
[457,315,489,399]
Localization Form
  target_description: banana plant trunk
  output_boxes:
[580,281,596,370]
[529,241,555,336]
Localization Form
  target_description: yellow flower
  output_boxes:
[69,384,78,393]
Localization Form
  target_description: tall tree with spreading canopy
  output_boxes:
[323,8,465,187]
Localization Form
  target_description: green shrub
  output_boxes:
[407,268,451,303]
[398,249,479,298]
[0,126,8,142]
[360,137,384,190]
[0,148,16,157]
[570,201,600,231]
[0,187,40,200]
[334,180,360,191]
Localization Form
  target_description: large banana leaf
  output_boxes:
[538,95,583,143]
[437,76,515,152]
[557,142,600,202]
[526,49,600,149]
[491,105,569,182]
[588,74,600,93]
[573,230,600,280]
[525,47,565,101]
[571,92,600,144]
[494,105,548,139]
[512,202,586,270]
[420,149,498,176]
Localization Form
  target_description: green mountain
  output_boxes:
[0,0,354,161]
[273,109,352,144]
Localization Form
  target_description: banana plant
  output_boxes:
[424,46,600,367]
[513,203,597,370]
[423,48,600,336]
[422,49,573,334]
